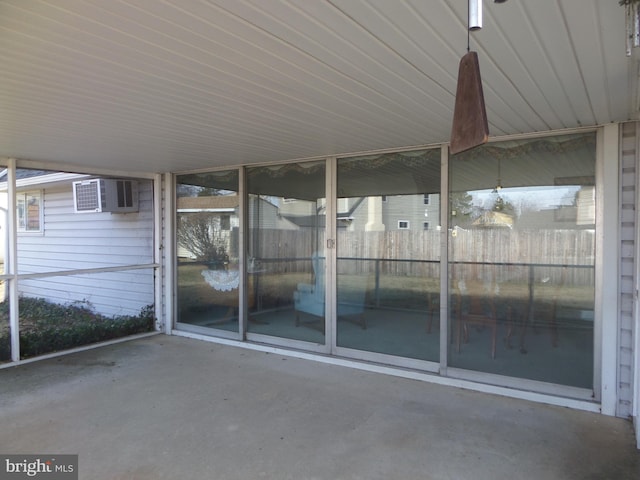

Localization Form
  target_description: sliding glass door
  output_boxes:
[175,170,240,335]
[335,150,441,363]
[448,133,596,389]
[173,131,600,394]
[246,161,327,345]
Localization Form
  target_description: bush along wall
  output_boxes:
[0,298,155,361]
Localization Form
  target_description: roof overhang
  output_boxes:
[0,1,636,174]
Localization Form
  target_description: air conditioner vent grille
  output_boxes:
[74,180,102,212]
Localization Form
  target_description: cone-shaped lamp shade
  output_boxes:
[449,51,489,155]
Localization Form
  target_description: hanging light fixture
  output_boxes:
[450,0,510,154]
[449,0,487,154]
[492,158,502,193]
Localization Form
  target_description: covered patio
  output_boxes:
[0,334,638,479]
[1,0,640,463]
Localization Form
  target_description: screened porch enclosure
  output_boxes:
[0,166,157,362]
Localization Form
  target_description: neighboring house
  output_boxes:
[0,171,154,317]
[280,194,441,232]
[248,196,300,231]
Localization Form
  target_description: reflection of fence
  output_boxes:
[250,229,595,283]
[253,257,593,313]
[449,261,594,288]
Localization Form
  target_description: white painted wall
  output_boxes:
[16,181,155,317]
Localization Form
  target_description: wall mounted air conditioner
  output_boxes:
[73,179,139,213]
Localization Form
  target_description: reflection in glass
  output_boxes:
[17,271,154,359]
[336,150,441,361]
[448,133,595,388]
[176,170,240,332]
[247,161,326,344]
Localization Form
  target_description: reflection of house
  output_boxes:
[519,209,594,231]
[280,194,441,232]
[249,196,300,231]
[517,186,596,231]
[0,170,154,316]
[341,195,441,232]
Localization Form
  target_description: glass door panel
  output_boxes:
[247,161,326,344]
[448,133,596,389]
[336,150,441,361]
[176,170,240,333]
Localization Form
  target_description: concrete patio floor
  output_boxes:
[0,335,638,480]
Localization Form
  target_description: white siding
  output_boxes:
[16,180,155,317]
[619,122,637,418]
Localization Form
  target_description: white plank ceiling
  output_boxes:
[0,0,636,174]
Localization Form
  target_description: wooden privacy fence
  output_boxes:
[250,228,595,285]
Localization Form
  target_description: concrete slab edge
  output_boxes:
[172,329,602,415]
[0,331,161,370]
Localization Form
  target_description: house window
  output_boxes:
[17,191,42,232]
[423,194,430,205]
[423,221,430,230]
[398,220,409,229]
[220,215,231,231]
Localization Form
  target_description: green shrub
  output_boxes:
[0,298,155,361]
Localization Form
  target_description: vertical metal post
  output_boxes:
[163,173,175,336]
[326,157,337,353]
[7,158,19,361]
[239,167,248,339]
[153,173,163,333]
[439,145,450,374]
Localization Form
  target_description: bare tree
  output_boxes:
[177,213,229,267]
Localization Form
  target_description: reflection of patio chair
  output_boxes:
[454,280,498,359]
[505,268,566,354]
[293,253,366,331]
[426,292,439,334]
